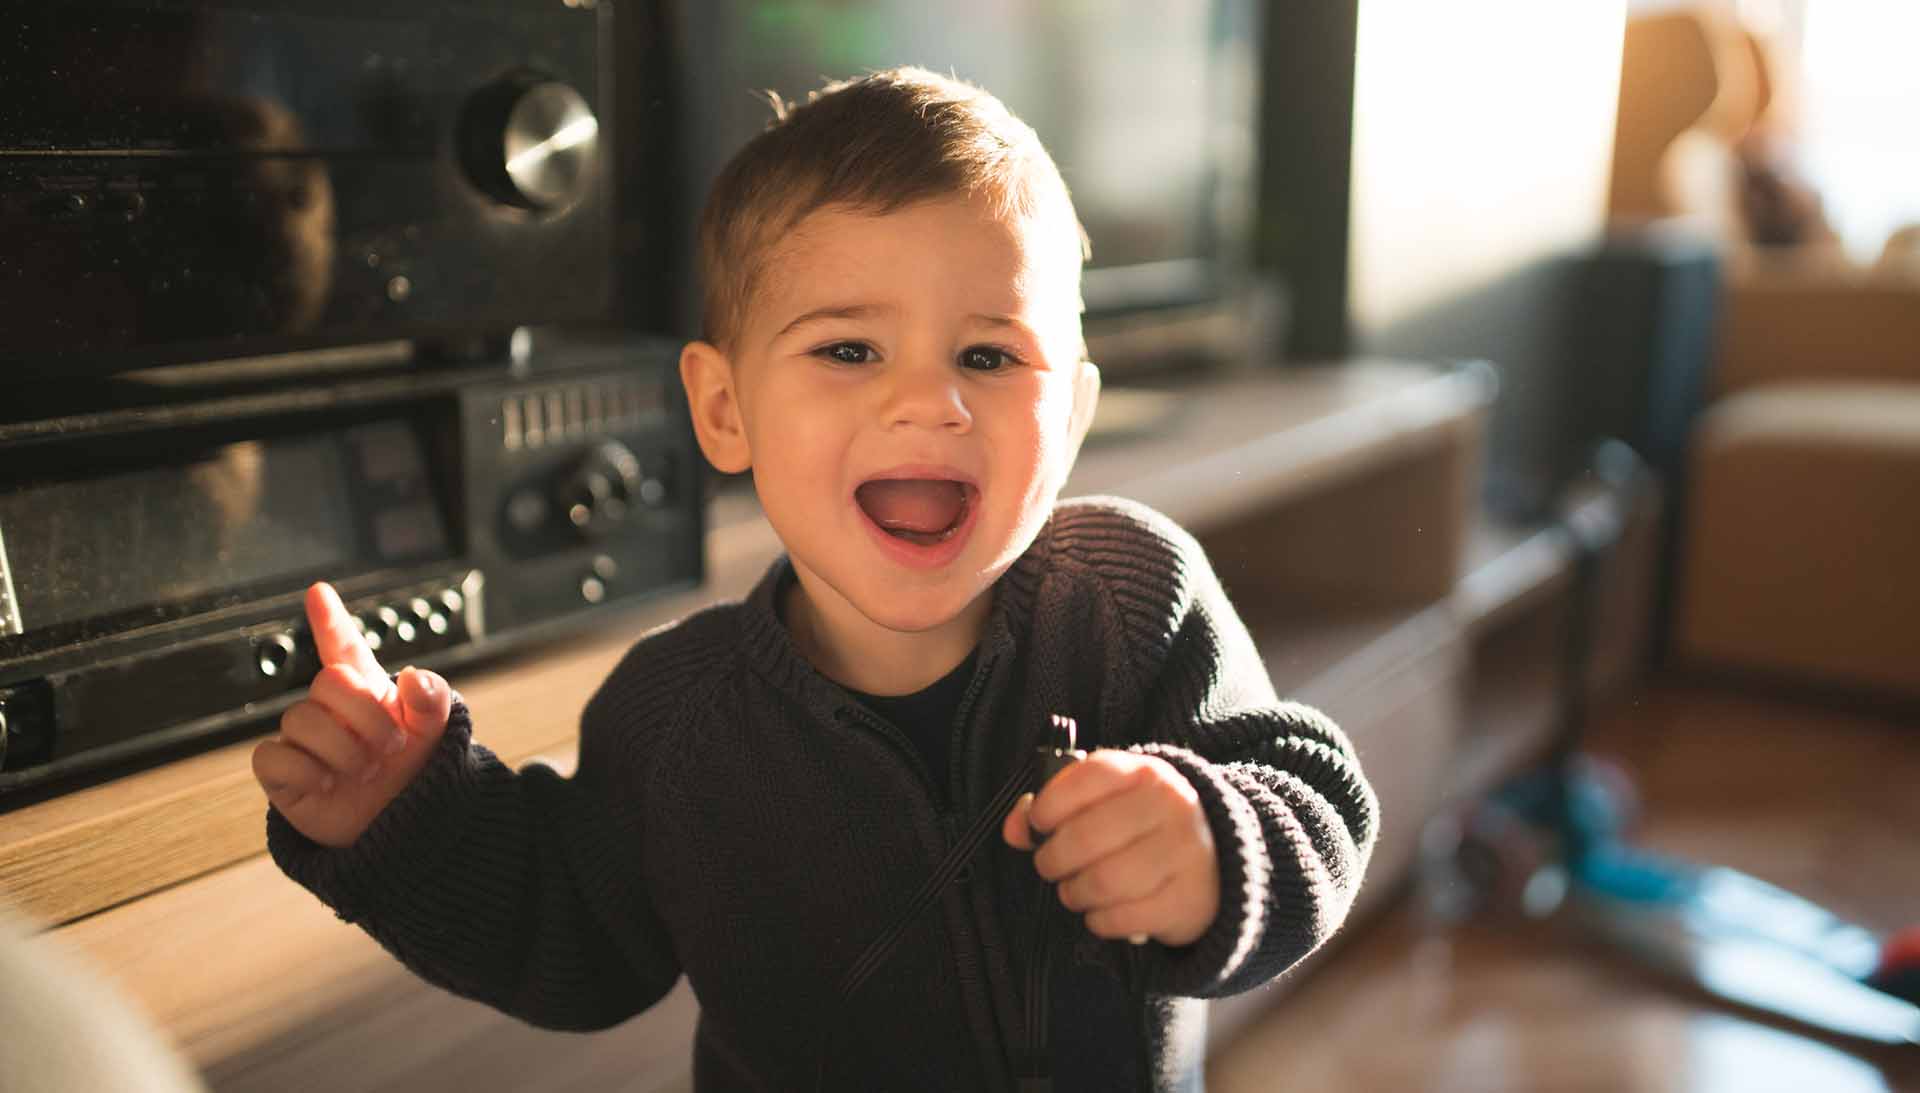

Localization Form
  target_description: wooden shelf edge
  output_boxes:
[5,718,591,928]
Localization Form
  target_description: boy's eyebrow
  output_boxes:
[969,313,1036,335]
[773,305,1039,340]
[776,303,893,337]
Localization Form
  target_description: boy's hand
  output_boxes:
[1002,750,1220,948]
[250,582,454,849]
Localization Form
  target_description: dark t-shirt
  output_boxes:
[845,649,979,810]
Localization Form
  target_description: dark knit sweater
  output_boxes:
[266,496,1380,1091]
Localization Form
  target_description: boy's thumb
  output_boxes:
[395,667,453,737]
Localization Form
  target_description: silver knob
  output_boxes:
[376,605,416,645]
[461,76,600,211]
[504,82,598,208]
[256,632,297,679]
[556,441,643,540]
[356,613,385,653]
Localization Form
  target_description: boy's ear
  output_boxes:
[679,340,753,474]
[1063,359,1102,472]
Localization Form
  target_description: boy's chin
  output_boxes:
[790,559,978,627]
[846,579,992,635]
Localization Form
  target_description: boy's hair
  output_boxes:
[696,66,1091,352]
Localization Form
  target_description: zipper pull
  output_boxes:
[1029,714,1085,846]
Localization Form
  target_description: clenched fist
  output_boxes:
[251,582,454,848]
[1003,749,1221,948]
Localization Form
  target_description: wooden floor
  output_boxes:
[1207,680,1920,1093]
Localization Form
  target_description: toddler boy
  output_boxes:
[254,67,1377,1091]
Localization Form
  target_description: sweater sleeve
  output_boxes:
[1081,499,1380,999]
[265,672,683,1031]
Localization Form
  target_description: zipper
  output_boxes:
[946,643,999,808]
[948,644,1023,1090]
[836,699,944,806]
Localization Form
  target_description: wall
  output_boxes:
[1345,1,1625,340]
[1344,0,1629,516]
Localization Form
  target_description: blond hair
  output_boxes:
[695,66,1089,351]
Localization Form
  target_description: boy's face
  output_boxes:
[682,196,1098,652]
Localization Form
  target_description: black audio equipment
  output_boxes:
[1,0,626,380]
[0,337,704,796]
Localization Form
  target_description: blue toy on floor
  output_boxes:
[1452,755,1920,1046]
[1438,442,1920,1047]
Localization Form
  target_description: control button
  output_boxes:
[585,384,605,430]
[580,575,606,604]
[108,191,146,223]
[639,452,676,507]
[565,386,585,437]
[393,617,418,645]
[439,588,465,615]
[356,613,385,653]
[459,77,600,211]
[371,605,411,646]
[408,597,434,622]
[256,632,297,679]
[567,469,609,529]
[523,395,545,448]
[426,612,450,636]
[0,684,55,771]
[507,488,548,533]
[556,441,642,539]
[592,554,618,581]
[502,397,524,450]
[35,192,91,221]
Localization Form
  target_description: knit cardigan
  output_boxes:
[267,495,1379,1091]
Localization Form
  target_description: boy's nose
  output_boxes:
[883,363,972,433]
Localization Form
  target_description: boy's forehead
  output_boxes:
[750,199,1081,333]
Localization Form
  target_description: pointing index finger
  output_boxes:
[305,581,386,684]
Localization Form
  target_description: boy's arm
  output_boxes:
[266,685,683,1031]
[1100,504,1380,999]
[1124,703,1376,999]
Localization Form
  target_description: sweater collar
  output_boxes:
[737,515,1054,721]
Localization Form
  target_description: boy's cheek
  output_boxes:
[1030,371,1082,429]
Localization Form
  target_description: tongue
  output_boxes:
[857,479,965,534]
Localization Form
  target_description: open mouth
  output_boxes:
[854,478,975,546]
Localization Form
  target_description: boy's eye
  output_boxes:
[959,346,1018,372]
[816,342,874,365]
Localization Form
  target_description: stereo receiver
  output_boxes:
[0,338,704,797]
[1,0,632,380]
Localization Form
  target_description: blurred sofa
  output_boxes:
[1609,7,1920,701]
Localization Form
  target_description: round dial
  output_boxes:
[558,441,643,539]
[460,76,600,211]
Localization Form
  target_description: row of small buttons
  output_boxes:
[500,378,661,451]
[353,588,466,655]
[251,586,469,680]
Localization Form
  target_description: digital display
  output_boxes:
[0,421,447,636]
